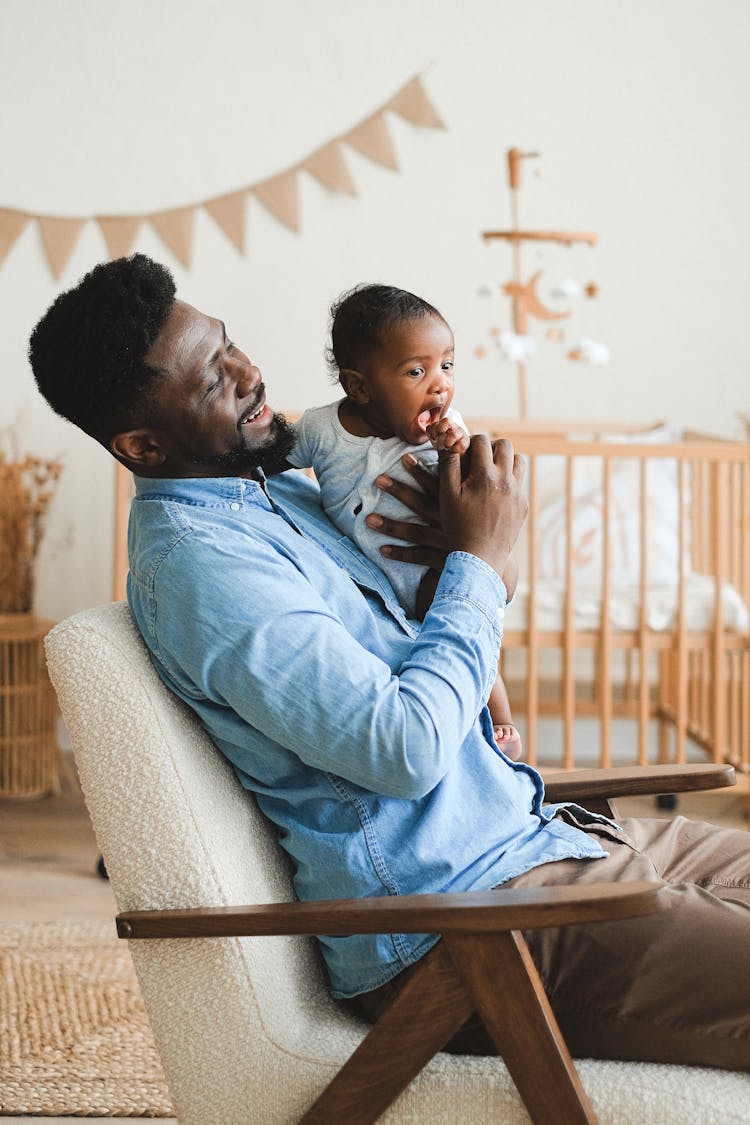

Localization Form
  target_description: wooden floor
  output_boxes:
[1,749,747,1122]
[0,752,116,925]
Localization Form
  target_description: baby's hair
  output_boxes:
[326,283,445,380]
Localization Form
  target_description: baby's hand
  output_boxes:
[426,417,470,455]
[493,723,523,761]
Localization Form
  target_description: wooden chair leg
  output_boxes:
[300,944,473,1125]
[445,929,598,1125]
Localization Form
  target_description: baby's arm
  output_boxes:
[501,552,518,603]
[487,674,523,760]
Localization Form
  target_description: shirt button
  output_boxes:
[229,502,240,511]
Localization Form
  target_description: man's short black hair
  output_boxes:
[327,283,445,379]
[29,254,176,444]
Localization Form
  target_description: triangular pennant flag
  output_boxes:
[37,216,86,280]
[344,112,398,171]
[0,209,29,267]
[203,190,247,251]
[302,141,357,196]
[149,206,196,268]
[253,170,300,232]
[96,215,142,259]
[387,76,445,129]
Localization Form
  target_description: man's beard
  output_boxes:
[184,412,297,476]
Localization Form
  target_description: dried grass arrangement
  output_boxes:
[0,444,62,614]
[0,432,62,798]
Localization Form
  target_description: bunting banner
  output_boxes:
[0,74,444,279]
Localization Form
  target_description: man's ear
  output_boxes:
[109,429,167,470]
[339,368,370,405]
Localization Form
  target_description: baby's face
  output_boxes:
[358,315,455,445]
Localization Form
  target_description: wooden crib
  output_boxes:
[112,418,750,784]
[465,419,750,781]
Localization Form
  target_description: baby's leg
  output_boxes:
[488,674,523,760]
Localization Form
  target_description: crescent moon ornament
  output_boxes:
[503,271,571,334]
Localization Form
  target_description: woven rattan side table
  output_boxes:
[0,613,58,799]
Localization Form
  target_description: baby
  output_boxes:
[287,283,522,759]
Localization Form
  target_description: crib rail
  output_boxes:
[113,420,750,778]
[466,421,750,774]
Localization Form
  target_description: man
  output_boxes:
[30,254,750,1069]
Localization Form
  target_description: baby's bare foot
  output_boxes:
[493,724,523,761]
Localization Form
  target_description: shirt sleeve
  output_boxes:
[153,530,506,801]
[286,410,313,469]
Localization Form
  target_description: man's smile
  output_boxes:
[239,390,269,428]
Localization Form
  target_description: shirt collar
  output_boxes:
[133,473,268,508]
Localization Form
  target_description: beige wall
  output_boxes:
[2,0,749,621]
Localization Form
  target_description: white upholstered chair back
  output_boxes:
[45,602,750,1125]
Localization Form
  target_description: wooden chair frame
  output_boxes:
[117,762,735,1125]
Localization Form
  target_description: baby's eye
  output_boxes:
[442,360,454,372]
[406,366,425,378]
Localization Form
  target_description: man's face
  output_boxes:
[142,300,294,477]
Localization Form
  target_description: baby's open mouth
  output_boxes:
[416,406,443,432]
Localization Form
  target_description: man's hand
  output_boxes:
[439,435,527,579]
[365,438,527,579]
[365,454,448,570]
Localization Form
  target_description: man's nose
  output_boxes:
[234,361,261,398]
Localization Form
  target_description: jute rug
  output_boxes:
[0,920,174,1117]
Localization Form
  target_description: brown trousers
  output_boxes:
[351,814,750,1070]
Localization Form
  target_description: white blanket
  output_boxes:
[504,573,750,633]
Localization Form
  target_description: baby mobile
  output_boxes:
[478,148,607,418]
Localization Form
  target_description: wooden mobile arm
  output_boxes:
[482,229,598,246]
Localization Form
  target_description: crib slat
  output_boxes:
[563,456,575,769]
[638,458,650,766]
[674,458,688,764]
[712,461,728,763]
[599,458,612,769]
[525,455,539,767]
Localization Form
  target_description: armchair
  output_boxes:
[45,603,746,1124]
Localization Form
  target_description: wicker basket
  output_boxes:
[0,614,58,799]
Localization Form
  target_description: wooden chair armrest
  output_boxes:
[117,880,664,940]
[542,762,735,805]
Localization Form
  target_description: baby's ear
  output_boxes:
[339,368,370,404]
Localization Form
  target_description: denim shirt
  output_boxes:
[127,469,608,997]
